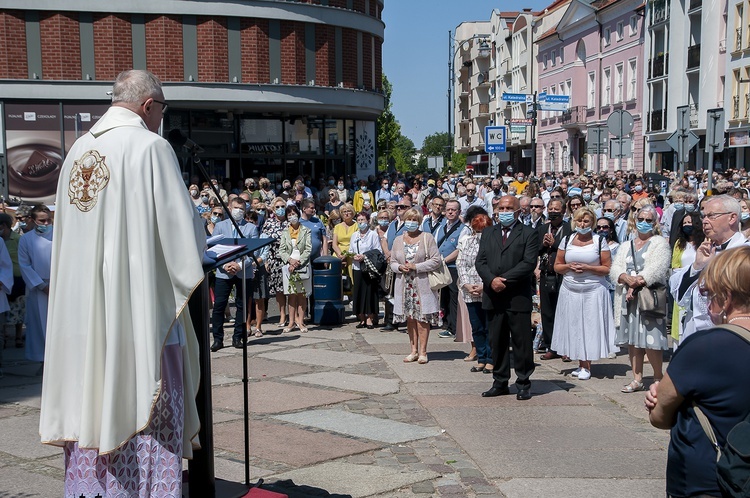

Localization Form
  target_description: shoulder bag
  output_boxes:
[693,324,750,497]
[631,240,667,317]
[427,234,453,291]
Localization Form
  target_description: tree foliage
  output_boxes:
[417,132,452,171]
[376,74,402,171]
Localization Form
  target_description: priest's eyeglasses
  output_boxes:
[142,98,168,115]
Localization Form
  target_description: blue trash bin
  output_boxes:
[312,255,345,325]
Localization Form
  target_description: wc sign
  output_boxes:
[484,126,507,153]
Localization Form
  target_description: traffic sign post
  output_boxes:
[587,126,609,173]
[484,126,507,153]
[606,110,634,166]
[706,108,726,195]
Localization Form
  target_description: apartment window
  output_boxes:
[615,63,624,103]
[604,27,611,46]
[617,22,624,41]
[588,71,596,108]
[566,79,572,97]
[630,15,638,36]
[543,53,548,69]
[603,67,611,105]
[627,58,637,100]
[560,48,564,64]
[542,87,548,119]
[551,50,557,66]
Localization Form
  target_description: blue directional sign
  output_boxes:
[484,126,506,153]
[501,93,529,102]
[538,94,570,112]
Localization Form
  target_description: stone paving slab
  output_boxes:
[415,390,591,409]
[212,381,362,414]
[360,331,410,345]
[211,373,238,387]
[274,409,442,444]
[214,419,380,467]
[431,405,628,429]
[479,448,666,479]
[259,348,378,368]
[0,414,62,459]
[496,477,665,497]
[381,354,498,384]
[251,335,333,348]
[0,465,64,496]
[212,410,245,424]
[269,461,439,498]
[303,328,355,341]
[212,355,313,380]
[369,341,473,356]
[283,372,400,395]
[0,383,42,408]
[212,453,275,483]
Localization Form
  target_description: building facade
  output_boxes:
[537,0,645,174]
[726,0,750,167]
[0,0,385,203]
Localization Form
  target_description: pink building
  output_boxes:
[536,0,646,174]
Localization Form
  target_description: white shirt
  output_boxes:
[350,229,382,271]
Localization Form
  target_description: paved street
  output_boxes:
[0,312,670,497]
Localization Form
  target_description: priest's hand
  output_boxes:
[491,276,506,293]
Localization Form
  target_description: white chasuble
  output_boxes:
[40,107,206,456]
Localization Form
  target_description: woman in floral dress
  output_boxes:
[391,208,441,364]
[261,197,289,327]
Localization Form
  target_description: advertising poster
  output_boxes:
[4,103,108,204]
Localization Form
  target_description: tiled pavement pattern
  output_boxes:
[0,316,670,497]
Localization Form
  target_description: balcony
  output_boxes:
[687,44,700,70]
[688,0,701,10]
[737,27,743,52]
[690,103,699,128]
[501,57,511,73]
[648,53,668,79]
[460,112,470,123]
[479,103,490,115]
[648,109,666,132]
[733,95,741,120]
[650,0,669,25]
[560,106,588,128]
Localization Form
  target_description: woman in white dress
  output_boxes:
[551,207,615,380]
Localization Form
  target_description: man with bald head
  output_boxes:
[476,195,540,400]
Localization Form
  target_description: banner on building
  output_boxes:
[729,130,750,148]
[355,120,376,177]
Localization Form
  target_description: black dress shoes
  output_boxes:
[232,338,245,349]
[481,386,510,397]
[210,340,224,352]
[516,388,532,400]
[381,324,395,331]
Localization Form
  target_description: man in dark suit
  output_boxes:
[476,195,540,400]
[536,198,573,358]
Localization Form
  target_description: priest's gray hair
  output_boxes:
[705,194,741,217]
[111,70,163,104]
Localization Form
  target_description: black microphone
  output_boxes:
[168,129,204,153]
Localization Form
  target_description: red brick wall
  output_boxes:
[144,14,183,82]
[341,28,357,89]
[329,0,347,8]
[353,0,366,13]
[93,14,132,80]
[374,36,382,90]
[240,18,269,84]
[0,11,27,78]
[280,21,305,85]
[362,33,371,90]
[40,12,81,80]
[197,16,228,82]
[315,24,335,87]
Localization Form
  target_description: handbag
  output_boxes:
[630,240,667,317]
[294,264,310,280]
[693,324,750,497]
[429,258,453,291]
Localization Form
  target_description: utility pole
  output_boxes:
[706,108,725,196]
[527,91,537,175]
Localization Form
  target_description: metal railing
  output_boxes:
[687,44,701,69]
[650,0,669,24]
[688,0,701,10]
[689,103,699,127]
[733,95,740,119]
[560,105,588,126]
[737,27,743,52]
[746,94,750,120]
[649,53,668,78]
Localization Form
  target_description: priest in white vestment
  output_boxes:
[39,70,205,498]
[18,205,53,365]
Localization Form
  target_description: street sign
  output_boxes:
[610,138,632,158]
[706,108,726,153]
[588,126,609,146]
[676,105,690,134]
[484,126,507,152]
[538,94,570,112]
[510,125,526,133]
[606,110,634,137]
[587,145,609,154]
[490,154,500,167]
[666,130,700,163]
[510,118,534,126]
[501,93,529,102]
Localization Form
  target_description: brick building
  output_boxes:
[0,0,385,203]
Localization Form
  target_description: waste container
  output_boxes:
[312,255,345,325]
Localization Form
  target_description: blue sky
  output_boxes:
[382,0,549,149]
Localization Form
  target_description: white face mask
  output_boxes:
[231,208,244,221]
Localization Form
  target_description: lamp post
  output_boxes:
[550,146,555,172]
[448,30,491,159]
[562,144,568,172]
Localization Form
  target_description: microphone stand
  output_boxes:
[188,148,243,236]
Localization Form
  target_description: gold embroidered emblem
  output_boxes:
[68,150,110,212]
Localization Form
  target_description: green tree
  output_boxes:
[391,134,416,173]
[376,74,401,171]
[417,132,453,171]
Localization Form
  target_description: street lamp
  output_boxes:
[562,144,569,172]
[550,146,555,171]
[447,30,491,157]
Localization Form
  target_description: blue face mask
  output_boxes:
[328,180,335,186]
[403,220,419,232]
[603,212,615,221]
[636,221,653,234]
[18,222,26,230]
[576,227,592,235]
[546,187,553,192]
[361,186,368,192]
[672,202,684,211]
[685,204,696,213]
[378,219,390,227]
[358,222,369,230]
[497,212,516,227]
[275,207,286,217]
[35,224,50,234]
[210,215,220,224]
[742,212,750,223]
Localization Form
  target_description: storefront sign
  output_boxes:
[242,143,283,154]
[729,130,750,147]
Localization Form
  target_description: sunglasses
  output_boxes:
[636,217,654,222]
[596,225,610,230]
[550,195,563,199]
[531,205,544,208]
[396,205,407,209]
[602,208,616,212]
